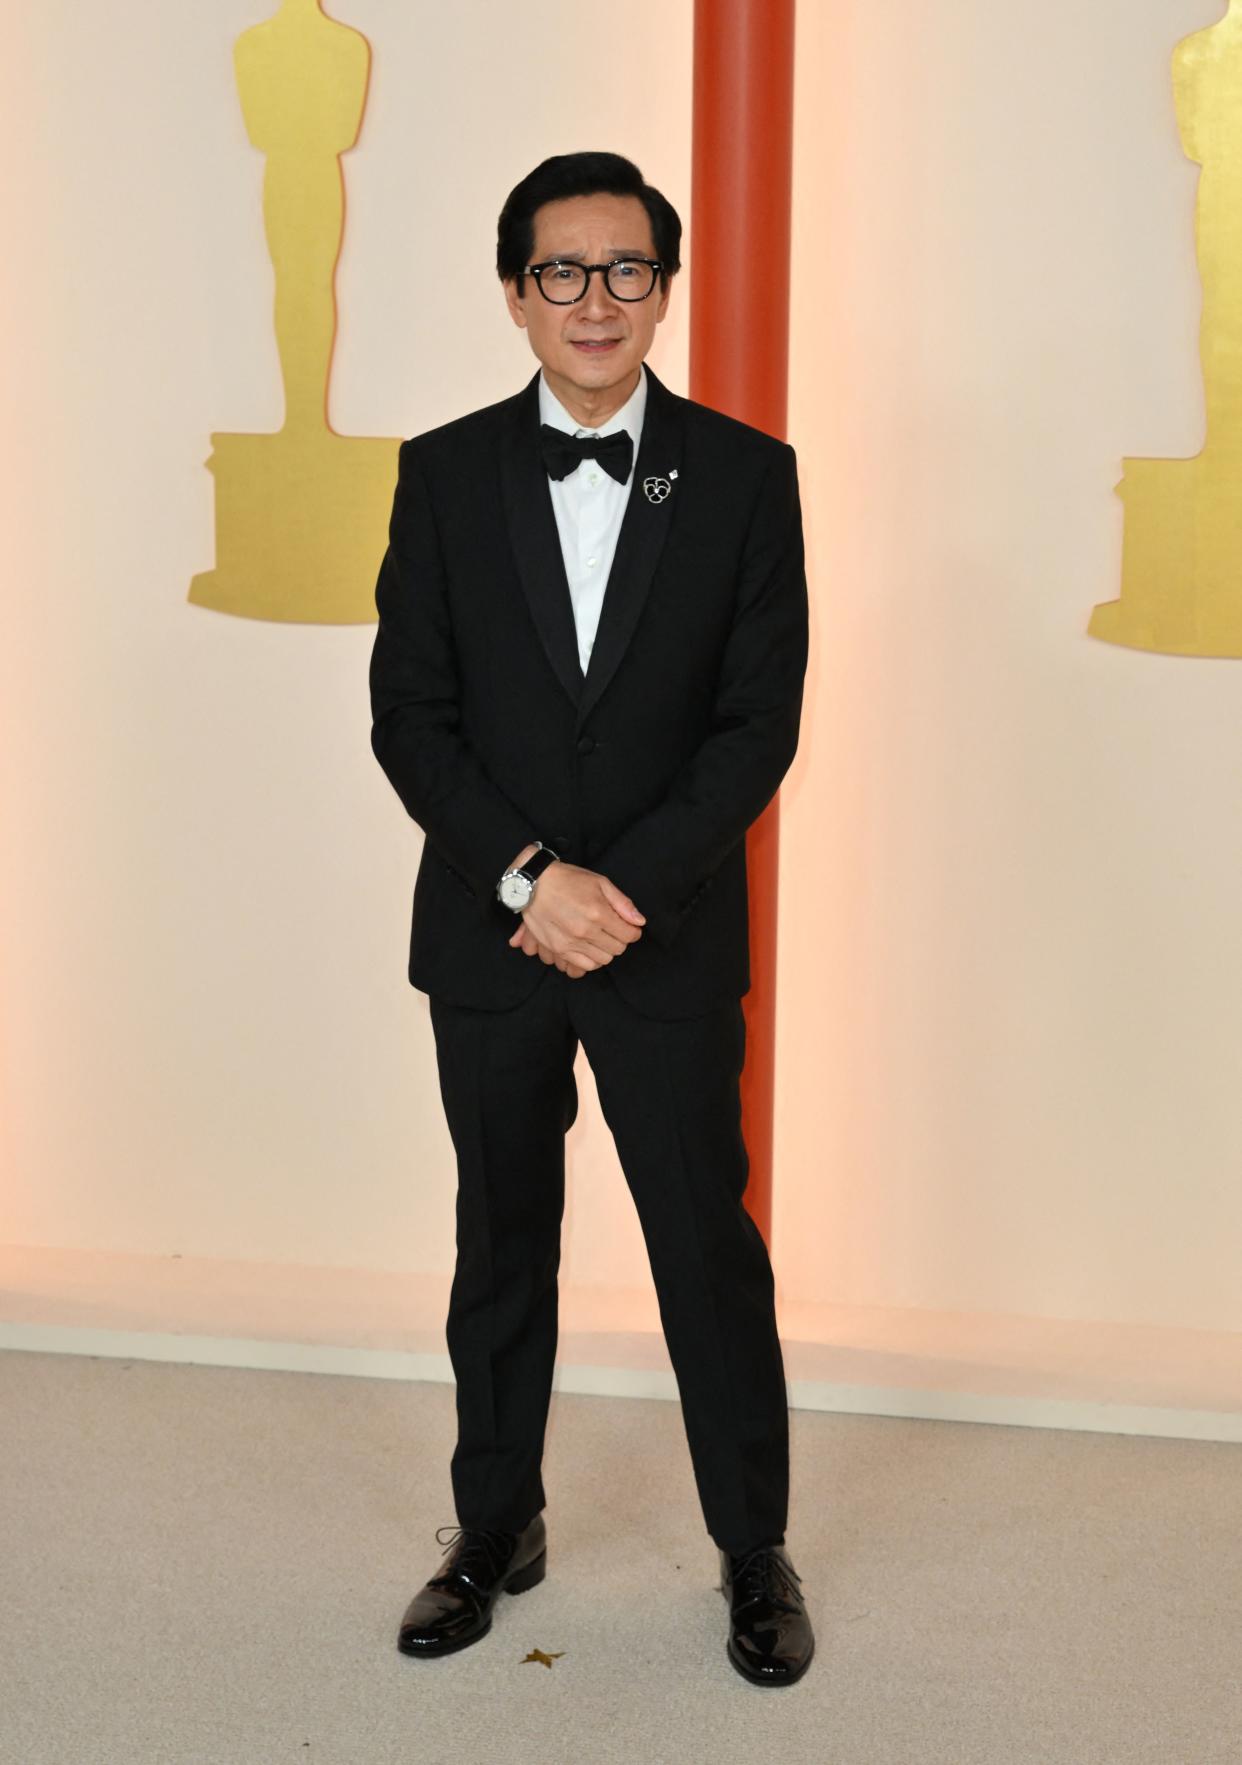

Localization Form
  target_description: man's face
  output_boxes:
[504,192,670,406]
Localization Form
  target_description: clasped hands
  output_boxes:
[505,843,645,979]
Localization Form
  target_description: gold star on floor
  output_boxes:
[520,1648,565,1669]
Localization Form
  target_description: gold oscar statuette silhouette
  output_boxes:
[190,0,399,623]
[1091,2,1242,655]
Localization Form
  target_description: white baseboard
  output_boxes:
[2,1244,1240,1443]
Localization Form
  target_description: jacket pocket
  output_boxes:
[437,852,478,901]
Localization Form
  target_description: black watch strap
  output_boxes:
[519,845,560,885]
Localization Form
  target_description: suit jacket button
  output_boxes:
[552,834,571,853]
[576,735,597,756]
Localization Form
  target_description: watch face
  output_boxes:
[498,872,532,910]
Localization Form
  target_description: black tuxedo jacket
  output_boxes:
[369,361,808,1020]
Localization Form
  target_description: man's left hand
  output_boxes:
[510,921,587,979]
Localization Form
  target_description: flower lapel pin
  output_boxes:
[643,468,678,506]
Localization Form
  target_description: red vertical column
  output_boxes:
[690,0,796,1245]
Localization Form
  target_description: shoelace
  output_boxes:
[432,1524,515,1588]
[727,1545,804,1615]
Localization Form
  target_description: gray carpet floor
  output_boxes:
[1,1348,1239,1765]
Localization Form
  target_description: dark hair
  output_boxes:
[497,152,682,297]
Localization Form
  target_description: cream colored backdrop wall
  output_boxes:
[776,0,1242,1333]
[2,1,1238,1339]
[0,0,690,1293]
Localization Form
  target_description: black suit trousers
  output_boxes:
[429,964,790,1556]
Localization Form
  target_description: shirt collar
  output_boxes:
[538,362,648,450]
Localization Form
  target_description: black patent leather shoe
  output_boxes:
[720,1542,815,1685]
[397,1514,547,1657]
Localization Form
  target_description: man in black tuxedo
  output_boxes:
[369,151,812,1686]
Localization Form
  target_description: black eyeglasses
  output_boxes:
[523,257,663,304]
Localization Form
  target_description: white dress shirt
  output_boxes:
[538,364,648,674]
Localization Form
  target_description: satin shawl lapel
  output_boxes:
[498,363,687,722]
[578,364,685,728]
[500,369,584,709]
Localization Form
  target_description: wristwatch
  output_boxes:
[497,842,559,912]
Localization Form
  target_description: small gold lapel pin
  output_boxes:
[521,1648,565,1669]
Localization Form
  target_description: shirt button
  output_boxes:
[586,558,597,568]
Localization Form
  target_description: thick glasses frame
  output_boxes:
[523,256,663,304]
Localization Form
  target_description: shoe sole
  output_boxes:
[504,1549,548,1597]
[396,1548,547,1659]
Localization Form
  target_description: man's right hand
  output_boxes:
[504,846,645,976]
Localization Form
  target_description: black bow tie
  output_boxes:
[540,424,634,485]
